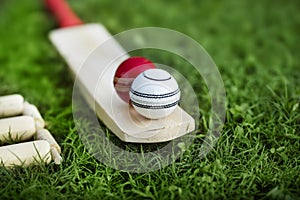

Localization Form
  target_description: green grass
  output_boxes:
[0,0,299,199]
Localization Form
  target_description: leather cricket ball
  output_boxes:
[114,57,156,103]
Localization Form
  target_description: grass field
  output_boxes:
[0,0,299,199]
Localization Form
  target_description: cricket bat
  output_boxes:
[45,0,195,143]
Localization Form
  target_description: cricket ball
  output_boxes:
[129,69,181,119]
[114,57,156,103]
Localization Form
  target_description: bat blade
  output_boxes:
[49,24,195,143]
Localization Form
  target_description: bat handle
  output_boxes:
[45,0,83,27]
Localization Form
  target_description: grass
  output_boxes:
[0,0,299,199]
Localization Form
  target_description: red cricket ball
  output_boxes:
[114,57,156,103]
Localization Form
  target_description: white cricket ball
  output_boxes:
[129,69,181,119]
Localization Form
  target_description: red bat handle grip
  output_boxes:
[45,0,83,27]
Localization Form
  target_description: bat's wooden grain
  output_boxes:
[49,24,195,143]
